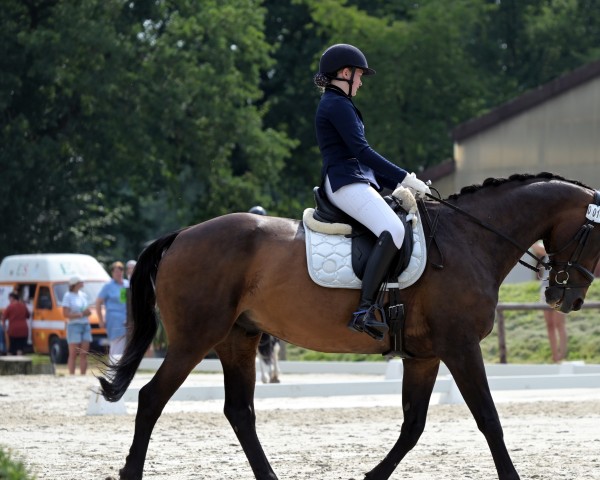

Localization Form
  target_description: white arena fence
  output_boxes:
[87,358,600,415]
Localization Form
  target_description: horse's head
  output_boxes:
[543,189,600,313]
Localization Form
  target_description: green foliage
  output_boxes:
[0,447,35,480]
[259,0,326,217]
[286,346,385,362]
[0,1,149,259]
[0,0,293,261]
[481,280,600,364]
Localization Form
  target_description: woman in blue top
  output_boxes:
[96,261,129,362]
[314,43,430,340]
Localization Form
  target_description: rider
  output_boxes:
[314,43,430,341]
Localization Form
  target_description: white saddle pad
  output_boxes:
[303,207,427,290]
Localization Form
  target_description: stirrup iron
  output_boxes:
[348,304,389,341]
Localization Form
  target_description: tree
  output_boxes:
[305,0,491,170]
[0,0,149,261]
[0,0,293,261]
[259,0,326,217]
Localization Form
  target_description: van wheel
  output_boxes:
[49,338,68,364]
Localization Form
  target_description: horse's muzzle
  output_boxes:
[546,286,585,313]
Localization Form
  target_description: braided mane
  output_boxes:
[448,172,591,200]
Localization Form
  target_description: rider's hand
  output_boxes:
[400,173,431,198]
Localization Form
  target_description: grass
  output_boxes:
[482,280,600,364]
[286,280,600,364]
[0,447,35,480]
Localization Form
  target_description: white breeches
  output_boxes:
[325,176,405,249]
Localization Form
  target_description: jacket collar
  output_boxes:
[325,85,349,97]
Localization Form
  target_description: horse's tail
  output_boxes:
[98,229,181,402]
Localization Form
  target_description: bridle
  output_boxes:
[422,188,600,291]
[544,190,600,289]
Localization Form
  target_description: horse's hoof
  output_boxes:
[118,467,142,480]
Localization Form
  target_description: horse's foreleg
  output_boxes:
[119,351,203,480]
[364,358,440,480]
[443,347,520,480]
[216,326,278,480]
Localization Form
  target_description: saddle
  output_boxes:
[311,186,414,281]
[306,186,423,358]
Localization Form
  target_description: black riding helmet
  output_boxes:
[318,43,376,76]
[317,44,375,98]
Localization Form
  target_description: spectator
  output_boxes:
[96,261,129,363]
[248,205,267,215]
[532,241,568,363]
[62,276,92,374]
[2,292,30,355]
[0,317,5,355]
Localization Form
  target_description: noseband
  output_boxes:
[424,189,600,290]
[545,190,600,290]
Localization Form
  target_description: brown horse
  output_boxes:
[100,173,600,480]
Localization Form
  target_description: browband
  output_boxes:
[586,190,600,223]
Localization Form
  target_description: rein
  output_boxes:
[423,189,547,273]
[423,188,600,287]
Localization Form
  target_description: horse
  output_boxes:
[100,173,600,480]
[257,333,281,384]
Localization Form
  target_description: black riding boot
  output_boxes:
[348,231,399,341]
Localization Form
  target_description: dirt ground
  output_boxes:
[1,370,599,480]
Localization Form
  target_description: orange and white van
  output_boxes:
[0,253,110,363]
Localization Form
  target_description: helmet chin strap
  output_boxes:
[333,67,356,98]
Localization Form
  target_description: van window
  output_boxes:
[54,284,68,306]
[18,284,37,304]
[54,281,106,306]
[37,287,53,310]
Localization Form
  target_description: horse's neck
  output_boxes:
[476,180,581,230]
[454,180,586,280]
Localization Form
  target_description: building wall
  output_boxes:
[446,77,600,282]
[453,77,600,192]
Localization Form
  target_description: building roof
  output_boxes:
[452,59,600,142]
[418,158,455,182]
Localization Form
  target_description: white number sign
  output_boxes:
[587,203,600,223]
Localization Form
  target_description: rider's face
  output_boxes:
[343,68,363,97]
[351,69,364,96]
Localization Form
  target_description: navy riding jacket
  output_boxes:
[315,86,407,192]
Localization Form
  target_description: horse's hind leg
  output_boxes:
[365,358,440,480]
[215,325,278,480]
[119,348,205,480]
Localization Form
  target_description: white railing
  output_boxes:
[87,359,600,415]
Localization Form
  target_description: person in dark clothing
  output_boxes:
[314,43,430,340]
[2,292,30,355]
